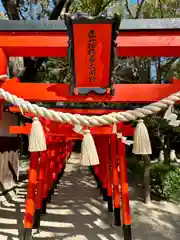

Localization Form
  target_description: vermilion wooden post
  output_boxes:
[51,141,58,190]
[67,141,70,159]
[67,140,73,158]
[53,139,70,188]
[54,140,65,187]
[54,142,62,188]
[105,136,113,212]
[23,152,39,240]
[47,147,54,202]
[56,141,66,181]
[0,48,7,75]
[33,151,47,229]
[47,144,57,202]
[118,138,132,240]
[42,148,51,214]
[95,138,103,194]
[93,165,101,189]
[99,137,108,201]
[89,138,100,190]
[55,156,63,185]
[0,48,7,128]
[110,134,121,226]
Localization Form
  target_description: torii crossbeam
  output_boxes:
[0,19,180,57]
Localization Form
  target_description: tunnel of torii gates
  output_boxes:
[0,16,180,240]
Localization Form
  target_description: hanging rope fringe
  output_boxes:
[28,117,47,152]
[164,104,180,126]
[117,133,133,146]
[73,125,99,166]
[132,119,152,155]
[164,104,174,120]
[113,123,133,145]
[170,150,178,162]
[159,150,164,162]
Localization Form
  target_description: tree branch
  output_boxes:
[1,0,20,20]
[158,0,164,18]
[125,0,145,19]
[20,0,70,82]
[160,57,179,79]
[133,57,142,82]
[64,0,73,14]
[155,57,162,83]
[161,57,179,71]
[125,0,133,19]
[99,0,112,15]
[135,0,145,19]
[49,0,67,19]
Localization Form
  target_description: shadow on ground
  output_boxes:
[0,153,179,239]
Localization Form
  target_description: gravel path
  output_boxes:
[0,152,179,239]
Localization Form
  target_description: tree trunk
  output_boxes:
[143,155,151,204]
[1,0,20,20]
[164,133,171,165]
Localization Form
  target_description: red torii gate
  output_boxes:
[0,17,180,240]
[9,118,134,230]
[9,121,134,137]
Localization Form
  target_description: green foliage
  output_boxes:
[122,0,180,83]
[38,57,71,83]
[69,0,124,17]
[150,163,180,203]
[142,0,180,19]
[127,157,144,175]
[150,163,174,196]
[128,159,180,203]
[163,168,180,203]
[20,154,29,161]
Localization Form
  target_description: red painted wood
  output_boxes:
[0,31,180,57]
[0,48,8,127]
[110,134,121,210]
[118,139,131,226]
[2,79,180,103]
[24,152,39,228]
[35,151,47,210]
[0,48,7,75]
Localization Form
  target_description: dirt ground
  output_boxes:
[0,152,180,240]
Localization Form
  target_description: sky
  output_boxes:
[0,1,4,13]
[131,0,139,3]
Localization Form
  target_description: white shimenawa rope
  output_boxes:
[0,78,179,126]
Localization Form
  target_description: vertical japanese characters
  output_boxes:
[88,29,96,82]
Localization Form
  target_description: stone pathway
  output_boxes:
[0,153,179,239]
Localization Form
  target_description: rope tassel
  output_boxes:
[73,125,99,166]
[28,117,47,152]
[132,119,152,155]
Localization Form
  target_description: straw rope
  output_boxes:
[0,84,179,126]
